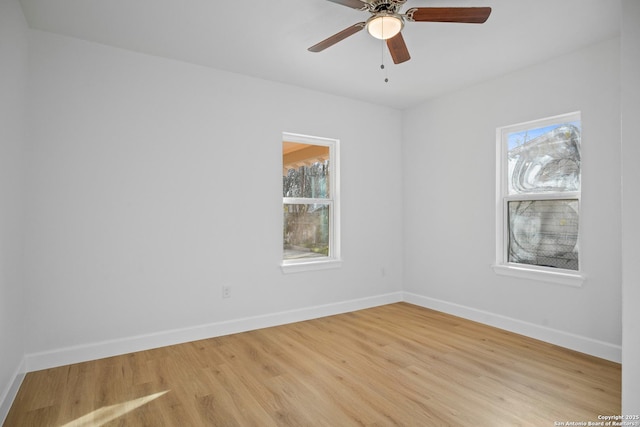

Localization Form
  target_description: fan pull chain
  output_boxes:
[381,39,389,83]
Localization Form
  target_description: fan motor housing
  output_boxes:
[367,0,407,14]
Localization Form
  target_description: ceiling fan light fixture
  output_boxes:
[366,14,403,40]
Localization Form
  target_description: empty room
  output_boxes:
[1,0,639,425]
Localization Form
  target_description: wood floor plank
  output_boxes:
[4,303,621,426]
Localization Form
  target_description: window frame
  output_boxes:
[493,112,586,287]
[281,132,341,273]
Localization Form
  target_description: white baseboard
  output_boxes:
[403,291,621,363]
[25,292,404,372]
[0,358,26,426]
[22,289,620,374]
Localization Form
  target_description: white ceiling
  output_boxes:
[19,0,621,110]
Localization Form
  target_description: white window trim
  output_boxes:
[281,132,341,274]
[493,112,586,287]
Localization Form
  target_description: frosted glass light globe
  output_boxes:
[366,15,403,40]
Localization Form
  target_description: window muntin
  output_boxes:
[496,112,582,279]
[282,133,340,269]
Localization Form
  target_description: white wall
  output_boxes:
[621,0,640,414]
[22,30,404,367]
[402,38,622,359]
[0,0,28,421]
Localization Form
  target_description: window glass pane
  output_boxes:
[508,199,579,271]
[507,122,581,195]
[283,142,330,198]
[283,203,330,260]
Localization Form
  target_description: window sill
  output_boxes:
[492,263,586,287]
[281,259,342,274]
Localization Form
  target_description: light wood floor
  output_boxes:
[5,303,621,426]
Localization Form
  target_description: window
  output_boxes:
[281,132,340,273]
[494,112,585,286]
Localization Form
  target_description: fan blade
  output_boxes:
[308,22,366,52]
[325,0,367,10]
[406,7,492,24]
[387,32,410,64]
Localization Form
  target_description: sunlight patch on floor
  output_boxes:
[60,390,169,427]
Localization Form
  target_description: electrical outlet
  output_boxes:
[222,284,231,299]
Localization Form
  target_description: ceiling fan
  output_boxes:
[308,0,491,64]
